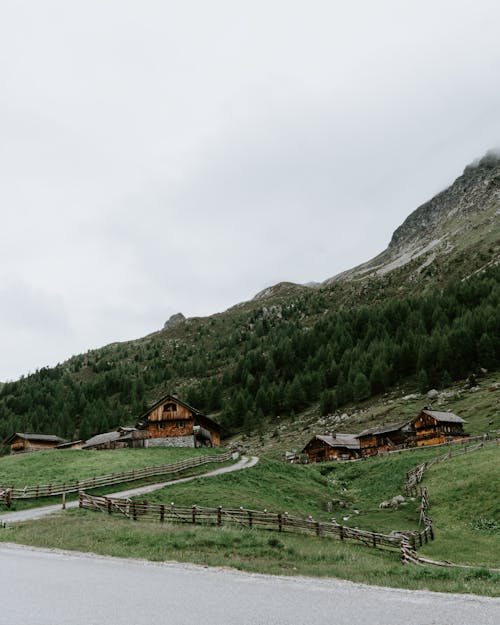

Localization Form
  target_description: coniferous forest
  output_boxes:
[0,266,499,443]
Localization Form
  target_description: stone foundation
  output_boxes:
[145,435,195,448]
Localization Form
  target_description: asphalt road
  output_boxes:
[0,544,498,625]
[0,454,258,524]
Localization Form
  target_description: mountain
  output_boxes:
[254,151,500,301]
[0,152,499,445]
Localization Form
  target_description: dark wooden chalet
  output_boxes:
[139,395,221,448]
[4,433,66,454]
[414,409,467,446]
[356,421,415,456]
[302,434,361,463]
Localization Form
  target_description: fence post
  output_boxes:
[62,491,66,510]
[132,502,137,521]
[248,511,253,528]
[278,513,282,532]
[192,505,196,524]
[316,521,321,536]
[5,489,11,509]
[160,505,165,523]
[339,524,344,540]
[217,506,222,526]
[107,498,112,515]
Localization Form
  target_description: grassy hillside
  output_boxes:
[419,445,500,567]
[0,447,224,488]
[238,370,500,459]
[2,443,499,595]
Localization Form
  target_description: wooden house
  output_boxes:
[357,421,415,456]
[4,433,66,454]
[139,395,221,448]
[414,409,467,446]
[302,434,360,463]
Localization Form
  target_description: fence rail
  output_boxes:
[79,492,411,551]
[0,450,234,506]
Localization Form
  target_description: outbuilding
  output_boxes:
[302,434,360,463]
[4,433,66,454]
[357,421,415,456]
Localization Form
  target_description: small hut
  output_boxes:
[302,434,360,463]
[4,433,66,454]
[357,421,415,456]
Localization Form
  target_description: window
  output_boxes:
[163,402,177,412]
[176,421,184,429]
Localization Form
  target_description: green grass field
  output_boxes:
[0,447,224,488]
[1,442,498,595]
[418,445,500,568]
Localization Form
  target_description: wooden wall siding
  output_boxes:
[304,440,358,463]
[144,397,221,447]
[148,420,194,439]
[414,413,465,446]
[10,438,59,453]
[147,402,193,423]
[210,431,221,447]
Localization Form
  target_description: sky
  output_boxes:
[1,1,500,381]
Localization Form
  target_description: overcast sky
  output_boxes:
[1,1,500,381]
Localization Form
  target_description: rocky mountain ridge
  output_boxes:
[254,151,500,301]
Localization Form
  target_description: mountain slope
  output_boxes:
[0,152,499,445]
[324,151,500,285]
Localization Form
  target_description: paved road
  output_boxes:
[0,455,258,524]
[0,544,498,625]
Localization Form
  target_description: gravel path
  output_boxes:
[0,455,258,524]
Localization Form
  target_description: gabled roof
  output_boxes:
[357,420,412,438]
[3,432,66,445]
[139,394,203,420]
[421,409,465,424]
[139,394,221,432]
[303,434,360,452]
[82,431,122,449]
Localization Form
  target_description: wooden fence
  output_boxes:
[78,491,417,551]
[405,441,485,494]
[0,450,234,506]
[400,440,494,564]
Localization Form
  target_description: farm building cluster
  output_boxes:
[302,409,468,463]
[4,395,221,455]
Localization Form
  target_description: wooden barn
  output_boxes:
[302,434,360,463]
[139,395,221,448]
[414,409,467,446]
[4,433,66,454]
[357,421,415,456]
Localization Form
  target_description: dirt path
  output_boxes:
[0,455,258,524]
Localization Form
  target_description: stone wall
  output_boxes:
[145,435,195,448]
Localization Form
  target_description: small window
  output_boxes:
[163,402,177,412]
[176,421,184,429]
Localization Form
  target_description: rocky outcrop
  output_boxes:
[163,313,186,330]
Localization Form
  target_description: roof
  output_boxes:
[139,394,221,432]
[421,409,465,424]
[56,440,84,449]
[3,432,66,445]
[303,434,360,452]
[82,431,122,449]
[357,421,412,438]
[139,394,202,420]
